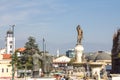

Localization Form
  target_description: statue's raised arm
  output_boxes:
[76,25,83,44]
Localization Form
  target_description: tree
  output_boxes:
[10,36,41,78]
[10,50,21,79]
[24,36,40,55]
[22,36,41,70]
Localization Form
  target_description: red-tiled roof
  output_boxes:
[17,48,26,52]
[2,54,11,59]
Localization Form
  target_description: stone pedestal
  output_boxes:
[28,78,56,80]
[90,62,103,80]
[74,44,84,63]
[110,74,120,80]
[91,67,101,80]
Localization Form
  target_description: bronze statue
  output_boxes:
[32,49,52,78]
[76,25,83,44]
[32,49,43,78]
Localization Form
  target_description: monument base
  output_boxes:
[28,78,56,80]
[110,74,120,80]
[32,71,39,78]
[74,44,84,63]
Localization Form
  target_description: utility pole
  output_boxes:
[43,38,45,64]
[43,38,47,76]
[43,38,45,56]
[11,25,15,80]
[43,38,45,61]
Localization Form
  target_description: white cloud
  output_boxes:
[0,0,69,25]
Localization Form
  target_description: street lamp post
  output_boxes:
[43,38,45,68]
[11,25,15,80]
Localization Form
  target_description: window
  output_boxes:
[10,50,12,53]
[10,45,12,48]
[2,68,4,73]
[6,68,8,72]
[9,41,13,44]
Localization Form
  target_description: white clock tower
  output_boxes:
[6,28,15,54]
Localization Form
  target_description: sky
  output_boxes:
[0,0,119,54]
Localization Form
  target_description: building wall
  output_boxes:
[0,54,12,78]
[0,59,12,78]
[0,48,6,54]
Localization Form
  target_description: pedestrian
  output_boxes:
[60,75,65,80]
[93,72,98,80]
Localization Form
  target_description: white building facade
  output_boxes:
[0,54,12,79]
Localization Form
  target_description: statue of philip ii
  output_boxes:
[76,25,83,44]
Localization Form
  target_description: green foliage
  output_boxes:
[10,50,20,68]
[10,50,21,79]
[11,51,18,64]
[11,36,41,70]
[22,36,41,70]
[24,36,40,54]
[10,36,42,79]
